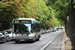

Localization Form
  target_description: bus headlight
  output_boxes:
[28,34,35,37]
[16,34,21,37]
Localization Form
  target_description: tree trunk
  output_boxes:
[70,0,75,50]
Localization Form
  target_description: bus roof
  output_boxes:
[12,18,40,24]
[13,18,38,21]
[18,18,36,21]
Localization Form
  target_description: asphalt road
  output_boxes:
[0,31,64,50]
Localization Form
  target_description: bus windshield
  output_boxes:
[14,24,31,33]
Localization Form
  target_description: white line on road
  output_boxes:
[40,32,61,50]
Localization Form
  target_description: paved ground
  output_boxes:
[0,31,64,50]
[46,31,64,50]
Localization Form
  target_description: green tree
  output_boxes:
[21,0,39,19]
[37,0,50,29]
[44,0,70,25]
[0,0,24,30]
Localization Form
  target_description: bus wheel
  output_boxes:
[37,38,40,41]
[15,41,18,43]
[37,35,40,41]
[32,37,36,42]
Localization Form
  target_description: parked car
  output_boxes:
[0,32,5,43]
[49,28,53,32]
[3,30,13,40]
[44,29,50,33]
[47,29,50,33]
[52,28,56,32]
[40,29,45,34]
[0,31,10,43]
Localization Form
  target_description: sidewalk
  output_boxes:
[59,33,71,50]
[45,32,64,50]
[65,37,71,50]
[60,34,65,50]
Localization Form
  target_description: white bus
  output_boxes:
[12,18,41,43]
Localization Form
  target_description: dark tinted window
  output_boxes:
[36,24,40,32]
[14,24,31,33]
[32,24,40,32]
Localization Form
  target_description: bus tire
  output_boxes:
[15,41,18,43]
[36,35,40,41]
[32,36,36,42]
[37,38,40,41]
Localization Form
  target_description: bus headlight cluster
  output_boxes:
[28,34,34,37]
[16,34,21,37]
[28,34,35,39]
[23,34,27,37]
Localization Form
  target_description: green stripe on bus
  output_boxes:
[32,21,40,24]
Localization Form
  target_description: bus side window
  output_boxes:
[35,24,40,32]
[32,24,36,32]
[32,24,40,32]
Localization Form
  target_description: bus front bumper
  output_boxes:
[15,37,35,41]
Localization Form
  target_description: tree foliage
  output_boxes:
[44,0,71,25]
[0,0,24,30]
[0,0,65,30]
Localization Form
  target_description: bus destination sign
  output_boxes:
[14,20,19,23]
[14,20,31,23]
[21,21,30,23]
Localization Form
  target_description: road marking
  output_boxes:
[40,32,61,50]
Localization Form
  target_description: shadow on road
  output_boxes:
[14,41,34,44]
[13,40,40,44]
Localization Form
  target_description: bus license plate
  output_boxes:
[20,39,25,41]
